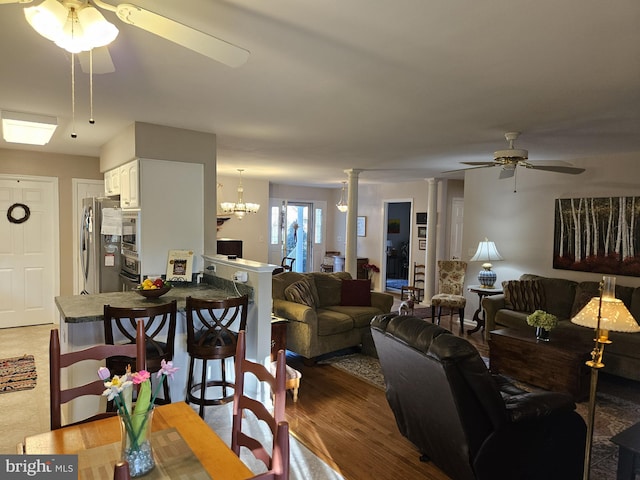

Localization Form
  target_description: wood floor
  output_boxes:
[283,312,488,480]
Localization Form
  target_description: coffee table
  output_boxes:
[489,328,591,400]
[611,421,640,480]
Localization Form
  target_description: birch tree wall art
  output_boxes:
[554,196,640,277]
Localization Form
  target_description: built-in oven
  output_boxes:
[121,211,140,256]
[120,254,141,291]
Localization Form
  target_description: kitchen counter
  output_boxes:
[55,283,245,324]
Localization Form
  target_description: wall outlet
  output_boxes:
[233,271,248,282]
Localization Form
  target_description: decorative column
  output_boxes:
[425,178,437,302]
[344,169,362,277]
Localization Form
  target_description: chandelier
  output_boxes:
[336,181,348,212]
[25,0,119,53]
[220,169,260,219]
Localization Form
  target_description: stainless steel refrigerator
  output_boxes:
[80,197,122,294]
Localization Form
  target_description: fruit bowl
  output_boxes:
[136,284,172,298]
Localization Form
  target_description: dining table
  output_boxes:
[22,402,253,480]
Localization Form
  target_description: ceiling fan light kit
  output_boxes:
[25,0,119,53]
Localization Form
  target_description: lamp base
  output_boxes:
[477,269,496,288]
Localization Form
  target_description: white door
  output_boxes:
[0,175,58,328]
[72,179,105,294]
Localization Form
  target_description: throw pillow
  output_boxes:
[340,279,372,307]
[502,280,545,312]
[284,279,317,308]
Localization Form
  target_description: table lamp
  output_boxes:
[469,238,503,288]
[570,275,640,480]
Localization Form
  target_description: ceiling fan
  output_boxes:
[1,0,250,69]
[456,131,586,180]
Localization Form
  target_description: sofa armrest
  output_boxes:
[273,298,317,325]
[504,391,576,423]
[371,292,394,313]
[482,294,506,339]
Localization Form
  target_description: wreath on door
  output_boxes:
[7,203,31,224]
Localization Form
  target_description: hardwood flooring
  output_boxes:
[283,308,488,480]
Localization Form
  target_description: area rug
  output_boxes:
[326,352,638,479]
[0,355,37,394]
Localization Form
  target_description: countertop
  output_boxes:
[55,283,247,324]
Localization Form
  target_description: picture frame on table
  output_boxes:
[357,216,366,237]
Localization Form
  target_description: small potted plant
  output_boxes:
[362,263,380,281]
[526,310,558,342]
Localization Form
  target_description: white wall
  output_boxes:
[462,152,640,307]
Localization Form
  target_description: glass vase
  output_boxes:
[119,407,155,477]
[535,326,550,342]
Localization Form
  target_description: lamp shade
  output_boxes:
[571,297,640,333]
[469,238,503,288]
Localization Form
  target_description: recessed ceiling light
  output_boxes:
[1,111,58,145]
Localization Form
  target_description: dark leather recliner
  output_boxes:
[371,314,586,480]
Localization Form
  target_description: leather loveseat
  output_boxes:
[482,274,640,381]
[272,271,393,362]
[371,314,586,480]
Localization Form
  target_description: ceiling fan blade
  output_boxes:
[461,161,498,167]
[78,47,115,74]
[525,165,586,175]
[115,3,250,67]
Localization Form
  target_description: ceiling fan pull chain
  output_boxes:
[89,49,95,125]
[71,53,77,139]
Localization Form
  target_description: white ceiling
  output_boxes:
[1,0,639,187]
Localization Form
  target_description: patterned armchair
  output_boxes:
[430,260,467,334]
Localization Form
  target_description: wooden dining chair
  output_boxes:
[248,422,290,480]
[103,300,177,404]
[113,461,131,480]
[49,320,145,430]
[232,330,288,475]
[185,295,249,418]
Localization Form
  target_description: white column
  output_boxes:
[426,178,438,302]
[344,169,362,277]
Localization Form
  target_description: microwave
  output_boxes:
[121,211,140,256]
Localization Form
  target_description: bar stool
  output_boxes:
[185,295,248,418]
[103,301,177,404]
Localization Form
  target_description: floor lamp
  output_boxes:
[570,276,640,480]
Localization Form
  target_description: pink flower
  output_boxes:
[157,359,179,379]
[131,370,151,384]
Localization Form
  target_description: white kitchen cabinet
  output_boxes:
[104,168,120,196]
[120,160,139,208]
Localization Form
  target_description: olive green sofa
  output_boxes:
[482,273,640,381]
[272,271,394,362]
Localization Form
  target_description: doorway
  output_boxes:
[269,200,322,273]
[0,174,58,328]
[384,201,411,292]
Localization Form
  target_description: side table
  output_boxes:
[271,315,302,402]
[467,285,503,335]
[611,421,640,480]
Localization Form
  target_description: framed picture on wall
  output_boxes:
[388,218,400,234]
[418,226,427,238]
[357,216,366,237]
[419,239,426,250]
[416,212,427,225]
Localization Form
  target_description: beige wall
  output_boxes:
[0,148,102,296]
[463,152,640,305]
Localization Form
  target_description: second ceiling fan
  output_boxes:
[461,131,586,180]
